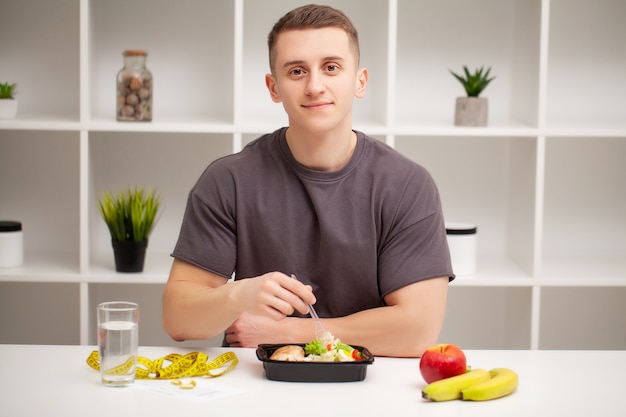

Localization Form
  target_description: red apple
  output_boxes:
[419,343,467,384]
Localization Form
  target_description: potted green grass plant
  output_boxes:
[98,187,161,272]
[0,82,18,119]
[450,66,495,126]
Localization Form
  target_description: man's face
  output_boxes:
[266,27,367,134]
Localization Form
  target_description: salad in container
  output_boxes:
[256,332,374,382]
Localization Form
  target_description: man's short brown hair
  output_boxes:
[267,4,360,73]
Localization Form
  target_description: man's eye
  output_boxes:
[326,65,338,72]
[290,68,304,76]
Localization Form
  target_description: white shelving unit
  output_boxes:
[1,0,624,350]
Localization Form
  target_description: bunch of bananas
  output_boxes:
[422,367,518,402]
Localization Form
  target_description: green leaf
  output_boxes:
[304,339,326,355]
[97,187,161,242]
[450,66,496,97]
[0,82,17,99]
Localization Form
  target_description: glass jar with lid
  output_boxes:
[0,221,23,267]
[116,50,153,121]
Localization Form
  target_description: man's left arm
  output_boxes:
[324,276,449,357]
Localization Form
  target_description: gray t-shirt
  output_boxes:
[172,128,453,318]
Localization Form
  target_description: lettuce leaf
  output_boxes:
[337,342,354,352]
[304,339,326,355]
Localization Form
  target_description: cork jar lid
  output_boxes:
[123,50,148,56]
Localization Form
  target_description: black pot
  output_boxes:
[111,240,148,273]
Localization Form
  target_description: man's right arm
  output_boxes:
[162,258,314,342]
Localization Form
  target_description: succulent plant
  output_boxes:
[0,82,17,99]
[98,187,161,242]
[450,66,495,97]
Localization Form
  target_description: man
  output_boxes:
[162,4,453,357]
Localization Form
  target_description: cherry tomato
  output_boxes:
[352,349,363,361]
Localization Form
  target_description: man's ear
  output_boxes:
[265,73,282,103]
[355,68,368,99]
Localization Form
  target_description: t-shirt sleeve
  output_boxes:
[171,164,237,278]
[376,164,454,297]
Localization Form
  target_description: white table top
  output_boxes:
[0,345,624,417]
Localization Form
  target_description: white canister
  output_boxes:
[0,221,23,267]
[446,222,477,276]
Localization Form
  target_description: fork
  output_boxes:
[291,274,329,340]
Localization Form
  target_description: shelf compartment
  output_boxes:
[546,0,626,130]
[395,135,538,275]
[87,283,223,347]
[1,0,80,121]
[0,282,80,344]
[395,0,541,128]
[440,286,532,349]
[541,137,626,279]
[240,0,389,128]
[0,130,81,270]
[539,287,626,349]
[88,283,172,347]
[88,131,232,271]
[88,0,235,124]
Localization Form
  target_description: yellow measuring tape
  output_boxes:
[87,350,238,379]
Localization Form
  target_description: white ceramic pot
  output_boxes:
[0,99,18,119]
[445,222,477,276]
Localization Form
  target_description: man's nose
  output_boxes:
[305,71,326,95]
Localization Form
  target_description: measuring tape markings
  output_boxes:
[87,350,239,379]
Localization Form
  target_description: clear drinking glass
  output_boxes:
[97,301,139,387]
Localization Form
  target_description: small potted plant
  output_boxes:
[98,187,161,272]
[0,82,18,119]
[450,66,495,126]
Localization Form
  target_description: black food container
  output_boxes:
[256,343,375,382]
